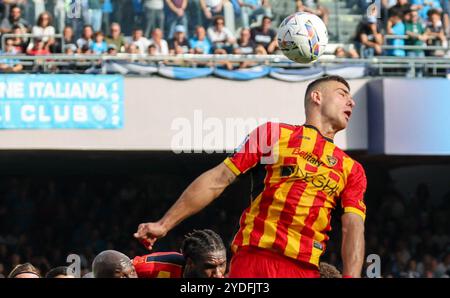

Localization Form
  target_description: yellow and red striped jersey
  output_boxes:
[224,123,367,268]
[133,252,184,278]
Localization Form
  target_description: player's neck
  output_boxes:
[304,119,336,141]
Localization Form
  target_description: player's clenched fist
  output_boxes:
[134,222,168,250]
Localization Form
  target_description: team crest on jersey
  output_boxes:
[326,155,338,167]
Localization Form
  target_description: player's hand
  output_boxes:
[134,222,168,250]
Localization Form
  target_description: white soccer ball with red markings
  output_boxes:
[278,12,328,63]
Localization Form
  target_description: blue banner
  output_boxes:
[213,66,270,81]
[0,75,124,129]
[158,66,214,80]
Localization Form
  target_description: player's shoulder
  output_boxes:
[134,252,185,266]
[146,252,185,265]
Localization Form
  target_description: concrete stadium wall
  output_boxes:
[0,77,370,151]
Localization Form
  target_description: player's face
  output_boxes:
[186,251,227,278]
[321,81,355,131]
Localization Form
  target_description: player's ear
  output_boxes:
[310,89,322,106]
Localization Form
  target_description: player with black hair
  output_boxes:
[45,266,75,278]
[133,229,226,278]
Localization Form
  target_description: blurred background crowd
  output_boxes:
[0,0,449,62]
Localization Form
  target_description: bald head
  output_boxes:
[92,250,137,278]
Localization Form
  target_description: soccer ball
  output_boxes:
[278,12,328,63]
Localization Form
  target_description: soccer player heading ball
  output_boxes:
[135,75,367,278]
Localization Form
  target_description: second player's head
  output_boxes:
[304,75,355,132]
[92,250,137,278]
[181,229,227,278]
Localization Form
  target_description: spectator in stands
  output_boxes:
[147,43,157,55]
[130,28,151,55]
[200,0,224,27]
[0,38,24,73]
[52,25,76,53]
[233,27,256,54]
[189,25,212,54]
[107,44,118,55]
[8,263,40,278]
[143,0,165,38]
[411,0,442,21]
[90,31,108,54]
[405,8,427,58]
[29,11,56,52]
[149,27,169,54]
[207,15,236,53]
[45,266,75,278]
[296,0,329,26]
[106,22,128,53]
[0,4,29,34]
[354,16,384,57]
[334,46,360,58]
[386,9,407,56]
[425,9,448,56]
[233,28,264,68]
[169,24,190,54]
[250,15,277,54]
[166,0,188,39]
[389,0,413,16]
[26,37,51,55]
[76,24,94,52]
[10,24,28,53]
[239,0,271,28]
[63,44,77,55]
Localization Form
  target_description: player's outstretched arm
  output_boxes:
[134,162,237,249]
[341,212,365,278]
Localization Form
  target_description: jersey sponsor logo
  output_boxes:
[292,149,324,168]
[295,167,340,196]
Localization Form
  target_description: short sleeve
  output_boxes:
[223,122,277,176]
[340,162,367,221]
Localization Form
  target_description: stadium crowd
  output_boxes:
[0,0,449,71]
[0,170,448,278]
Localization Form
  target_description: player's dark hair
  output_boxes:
[181,229,225,261]
[305,75,350,102]
[45,266,70,278]
[8,263,41,278]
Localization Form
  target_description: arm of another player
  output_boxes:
[341,212,365,278]
[134,163,237,249]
